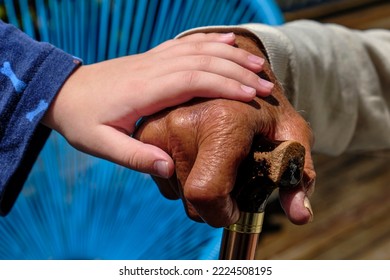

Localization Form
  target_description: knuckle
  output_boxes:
[191,41,205,52]
[206,101,241,123]
[184,186,211,205]
[182,70,201,88]
[184,181,226,205]
[123,152,136,169]
[197,55,212,68]
[123,149,143,171]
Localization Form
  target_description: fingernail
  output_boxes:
[248,54,265,65]
[219,32,235,38]
[258,78,274,90]
[304,196,314,223]
[240,85,256,96]
[154,160,169,178]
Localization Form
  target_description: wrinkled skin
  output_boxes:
[135,34,316,227]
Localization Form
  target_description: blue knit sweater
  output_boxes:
[0,21,81,215]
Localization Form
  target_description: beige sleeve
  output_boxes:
[178,20,390,155]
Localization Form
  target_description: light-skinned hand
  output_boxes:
[135,34,316,227]
[42,33,274,178]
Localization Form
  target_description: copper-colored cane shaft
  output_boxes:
[219,139,305,260]
[219,212,264,260]
[220,230,260,260]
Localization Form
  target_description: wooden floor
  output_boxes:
[255,1,390,260]
[256,152,390,259]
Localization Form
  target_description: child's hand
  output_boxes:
[42,33,274,178]
[134,34,315,227]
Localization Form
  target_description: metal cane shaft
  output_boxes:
[219,212,264,260]
[219,138,305,260]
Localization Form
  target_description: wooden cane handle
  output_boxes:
[233,137,305,213]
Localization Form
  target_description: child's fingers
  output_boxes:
[149,33,265,73]
[88,126,175,178]
[150,55,273,95]
[149,32,237,53]
[158,41,266,73]
[133,70,272,117]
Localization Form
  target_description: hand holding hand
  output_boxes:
[42,33,274,177]
[135,34,316,227]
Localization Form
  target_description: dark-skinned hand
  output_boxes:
[135,33,316,228]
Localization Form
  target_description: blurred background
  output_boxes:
[0,0,389,260]
[257,0,390,260]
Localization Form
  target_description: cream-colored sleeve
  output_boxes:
[178,20,390,155]
[243,20,390,155]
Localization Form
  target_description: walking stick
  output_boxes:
[219,138,305,260]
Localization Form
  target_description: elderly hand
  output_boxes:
[135,34,316,227]
[42,33,274,178]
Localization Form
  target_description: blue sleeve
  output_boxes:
[0,20,82,215]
